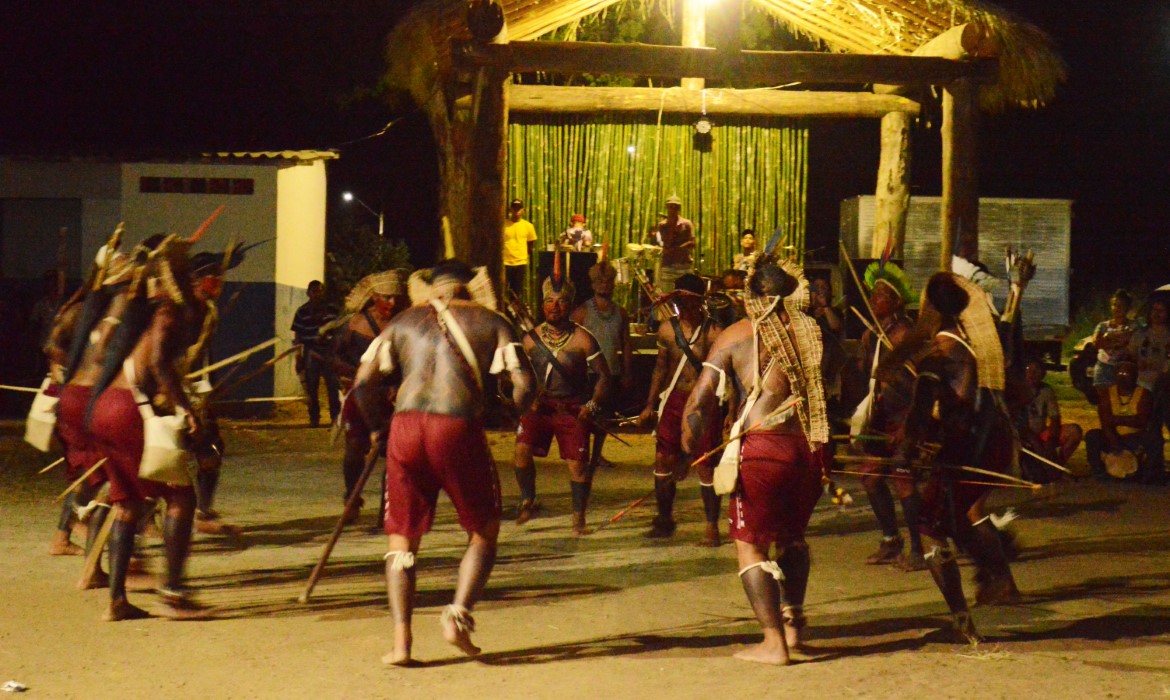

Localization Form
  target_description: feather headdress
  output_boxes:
[406,266,497,310]
[588,244,616,284]
[345,270,407,313]
[861,237,916,304]
[542,250,574,302]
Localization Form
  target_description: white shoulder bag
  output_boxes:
[125,359,194,486]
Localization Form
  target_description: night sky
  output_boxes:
[3,0,1168,302]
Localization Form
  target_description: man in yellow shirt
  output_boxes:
[504,199,537,298]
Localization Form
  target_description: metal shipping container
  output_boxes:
[840,195,1072,342]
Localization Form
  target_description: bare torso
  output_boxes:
[366,300,528,419]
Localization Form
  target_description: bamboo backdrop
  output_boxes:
[507,115,809,276]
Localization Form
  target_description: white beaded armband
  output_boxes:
[360,336,395,374]
[489,342,523,375]
[702,361,730,405]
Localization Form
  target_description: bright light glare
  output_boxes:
[342,192,354,202]
[627,145,636,154]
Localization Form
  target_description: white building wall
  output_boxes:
[273,160,328,397]
[119,163,278,283]
[0,160,122,278]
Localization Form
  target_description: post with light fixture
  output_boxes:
[342,191,384,237]
[680,0,706,90]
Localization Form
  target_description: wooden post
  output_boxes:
[940,78,979,269]
[467,67,509,284]
[872,110,912,258]
[680,0,705,90]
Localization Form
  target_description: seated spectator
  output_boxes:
[1018,358,1082,482]
[1085,356,1164,483]
[1092,289,1136,388]
[1131,295,1170,438]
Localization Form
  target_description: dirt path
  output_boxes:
[2,421,1169,699]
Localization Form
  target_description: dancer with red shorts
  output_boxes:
[682,252,829,665]
[352,259,535,665]
[333,270,406,524]
[513,262,610,535]
[638,273,724,544]
[67,230,232,621]
[886,272,1021,644]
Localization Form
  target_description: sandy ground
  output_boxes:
[3,407,1170,700]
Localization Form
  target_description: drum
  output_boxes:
[614,258,633,284]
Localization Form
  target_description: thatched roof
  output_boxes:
[387,0,1064,112]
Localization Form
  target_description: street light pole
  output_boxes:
[342,191,384,236]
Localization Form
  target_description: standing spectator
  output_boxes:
[291,280,340,428]
[655,194,695,292]
[1092,289,1136,388]
[503,199,537,300]
[559,214,593,251]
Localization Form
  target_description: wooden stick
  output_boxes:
[0,384,40,394]
[185,337,279,379]
[849,307,893,351]
[299,443,381,604]
[76,504,116,590]
[839,242,894,351]
[832,469,1040,491]
[210,345,299,400]
[832,454,1039,488]
[689,395,802,468]
[55,458,107,503]
[1020,446,1074,475]
[38,456,67,475]
[595,488,656,532]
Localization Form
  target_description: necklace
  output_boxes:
[538,323,574,354]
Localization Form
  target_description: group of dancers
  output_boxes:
[35,214,1036,666]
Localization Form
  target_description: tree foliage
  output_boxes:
[325,216,412,306]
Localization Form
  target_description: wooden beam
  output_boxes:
[456,41,998,87]
[940,78,979,269]
[504,85,921,118]
[875,24,998,95]
[872,110,913,258]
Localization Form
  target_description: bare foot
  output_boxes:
[440,606,481,657]
[572,513,592,536]
[697,524,721,547]
[382,624,413,666]
[49,533,84,556]
[77,569,109,590]
[157,590,214,621]
[103,597,150,622]
[784,623,803,651]
[782,606,806,650]
[381,649,413,666]
[195,518,240,536]
[733,641,790,665]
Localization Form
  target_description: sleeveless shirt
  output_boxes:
[582,297,623,376]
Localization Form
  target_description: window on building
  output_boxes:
[138,176,255,195]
